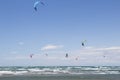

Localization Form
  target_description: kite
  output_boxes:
[75,56,79,60]
[30,54,34,58]
[34,0,45,11]
[65,53,68,58]
[81,40,87,47]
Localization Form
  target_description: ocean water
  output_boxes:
[0,66,120,80]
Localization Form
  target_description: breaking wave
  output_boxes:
[0,66,120,76]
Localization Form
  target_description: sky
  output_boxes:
[0,0,120,66]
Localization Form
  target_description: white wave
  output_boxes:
[14,71,28,75]
[108,71,120,74]
[0,71,28,76]
[0,71,14,75]
[0,66,120,75]
[28,68,42,72]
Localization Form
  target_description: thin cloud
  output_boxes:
[10,51,18,54]
[1,46,120,66]
[41,44,63,51]
[18,42,24,45]
[72,46,120,59]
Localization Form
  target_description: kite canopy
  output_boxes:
[30,54,34,58]
[34,0,45,11]
[65,53,68,58]
[81,40,87,46]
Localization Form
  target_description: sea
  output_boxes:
[0,66,120,80]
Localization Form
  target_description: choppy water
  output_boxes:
[0,66,120,76]
[0,74,120,80]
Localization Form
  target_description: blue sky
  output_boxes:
[0,0,120,66]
